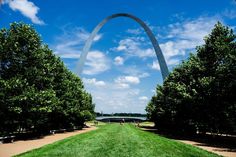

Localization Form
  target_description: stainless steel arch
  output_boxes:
[76,13,169,80]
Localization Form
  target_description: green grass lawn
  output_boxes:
[16,124,220,157]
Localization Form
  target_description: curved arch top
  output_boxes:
[76,13,169,80]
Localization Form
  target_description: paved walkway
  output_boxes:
[177,139,236,157]
[0,127,96,157]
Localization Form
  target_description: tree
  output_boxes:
[196,22,236,134]
[146,22,236,135]
[0,22,95,136]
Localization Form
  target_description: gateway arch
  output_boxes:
[77,13,169,80]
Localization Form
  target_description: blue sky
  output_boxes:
[1,0,236,113]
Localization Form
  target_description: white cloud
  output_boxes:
[88,15,224,113]
[158,16,219,67]
[118,65,144,76]
[116,45,126,51]
[83,51,111,75]
[84,84,144,113]
[114,56,124,65]
[115,76,140,85]
[114,83,130,89]
[148,59,179,71]
[138,72,150,78]
[167,17,218,42]
[5,0,44,25]
[111,72,150,89]
[93,34,102,41]
[114,38,155,58]
[83,77,130,90]
[82,76,146,113]
[111,16,218,72]
[223,9,236,19]
[54,27,102,59]
[115,16,217,69]
[82,78,106,87]
[149,61,160,70]
[139,96,148,101]
[126,28,142,35]
[151,89,156,94]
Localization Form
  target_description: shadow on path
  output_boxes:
[140,126,236,156]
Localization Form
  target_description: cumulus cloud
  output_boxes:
[139,96,148,101]
[114,83,130,89]
[114,56,124,65]
[54,27,102,59]
[126,28,142,35]
[114,37,155,58]
[83,51,111,75]
[82,76,146,113]
[161,16,219,61]
[4,0,44,25]
[151,89,156,94]
[138,72,150,78]
[84,83,144,113]
[146,16,219,70]
[109,15,220,75]
[82,78,106,87]
[82,15,232,114]
[114,16,219,72]
[115,76,140,85]
[222,9,236,19]
[168,18,217,41]
[112,72,150,89]
[53,27,109,75]
[149,61,160,70]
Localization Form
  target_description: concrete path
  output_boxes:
[177,139,236,157]
[0,127,96,157]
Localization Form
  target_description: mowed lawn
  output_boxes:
[16,124,220,157]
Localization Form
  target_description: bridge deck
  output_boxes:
[96,116,146,122]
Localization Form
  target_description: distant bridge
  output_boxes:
[96,116,147,122]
